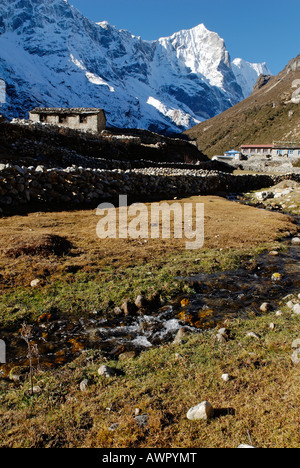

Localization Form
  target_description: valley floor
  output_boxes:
[0,193,299,448]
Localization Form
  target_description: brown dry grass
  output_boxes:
[0,195,296,290]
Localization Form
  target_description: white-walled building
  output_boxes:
[29,108,107,133]
[240,143,300,158]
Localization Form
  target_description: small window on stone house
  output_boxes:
[59,115,67,124]
[40,114,47,123]
[79,115,88,124]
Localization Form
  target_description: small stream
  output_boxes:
[1,204,299,374]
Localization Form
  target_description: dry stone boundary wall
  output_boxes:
[0,163,299,215]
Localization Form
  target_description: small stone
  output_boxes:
[269,322,276,330]
[80,379,89,392]
[221,373,231,382]
[31,386,42,395]
[246,332,260,340]
[269,251,279,256]
[238,444,255,449]
[135,295,147,309]
[293,304,300,315]
[187,401,214,421]
[30,278,41,288]
[287,301,294,309]
[291,237,300,244]
[134,414,149,428]
[260,302,271,313]
[215,327,230,343]
[98,365,119,378]
[215,333,228,344]
[173,327,188,344]
[275,310,283,316]
[291,339,300,349]
[120,300,137,316]
[271,273,282,282]
[291,348,300,364]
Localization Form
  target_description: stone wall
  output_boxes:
[1,120,206,168]
[228,156,300,175]
[1,163,299,216]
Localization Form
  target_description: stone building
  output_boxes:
[29,107,106,133]
[240,143,300,158]
[240,144,273,157]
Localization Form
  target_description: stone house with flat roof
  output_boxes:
[29,107,106,133]
[240,143,300,158]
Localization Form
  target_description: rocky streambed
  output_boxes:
[1,219,299,375]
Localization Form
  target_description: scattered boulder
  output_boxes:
[221,373,232,382]
[269,251,279,257]
[120,300,138,316]
[79,379,89,392]
[246,332,261,340]
[30,278,41,288]
[260,302,272,313]
[173,327,189,344]
[215,327,230,343]
[291,339,300,349]
[291,348,300,365]
[134,414,149,428]
[187,401,214,421]
[293,304,300,315]
[135,295,148,309]
[98,365,122,378]
[30,386,42,395]
[271,273,282,282]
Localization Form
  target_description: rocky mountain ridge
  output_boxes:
[185,54,300,156]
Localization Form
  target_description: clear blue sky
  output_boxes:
[70,0,300,75]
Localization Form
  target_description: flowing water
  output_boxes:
[1,210,299,374]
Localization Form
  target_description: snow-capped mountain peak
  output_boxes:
[0,0,271,133]
[231,58,272,98]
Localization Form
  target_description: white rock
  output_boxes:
[260,302,271,312]
[221,373,231,382]
[238,444,255,449]
[30,278,41,287]
[246,332,260,340]
[187,401,214,421]
[291,348,300,364]
[291,237,300,244]
[293,304,300,315]
[80,379,89,392]
[98,365,118,377]
[31,386,42,394]
[291,339,300,349]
